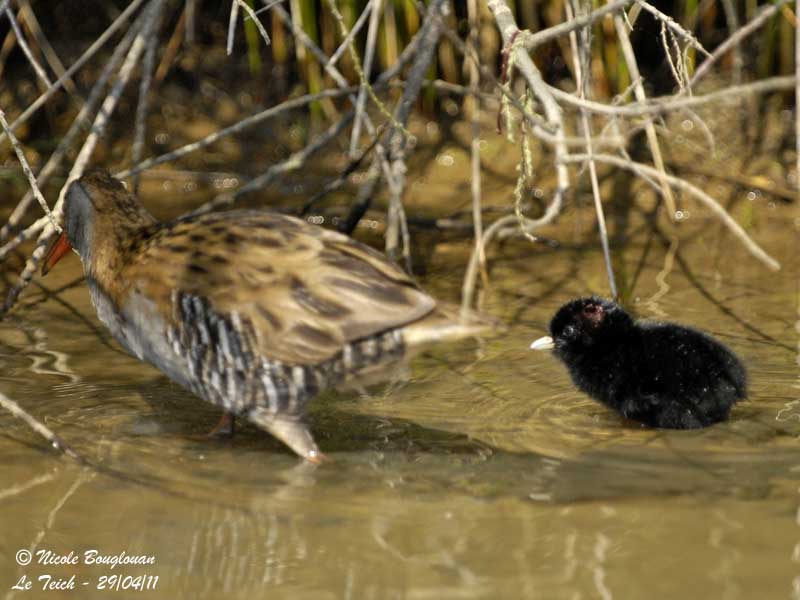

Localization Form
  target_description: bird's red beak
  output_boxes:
[41,232,72,276]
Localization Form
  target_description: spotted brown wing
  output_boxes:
[123,210,436,365]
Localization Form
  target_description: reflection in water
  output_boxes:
[592,531,613,600]
[0,199,797,599]
[794,500,800,600]
[794,297,800,600]
[708,509,743,600]
[3,471,94,600]
[23,325,80,384]
[0,471,56,503]
[644,233,678,319]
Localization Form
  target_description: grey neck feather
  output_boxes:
[64,182,94,265]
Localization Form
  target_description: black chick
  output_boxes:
[531,297,747,429]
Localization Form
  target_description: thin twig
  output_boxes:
[487,0,569,230]
[120,6,422,207]
[1,0,159,317]
[563,153,781,271]
[690,0,790,86]
[132,0,165,193]
[276,0,434,247]
[461,0,486,319]
[0,108,60,233]
[272,5,367,112]
[232,0,270,48]
[340,158,381,234]
[0,0,148,145]
[154,2,186,83]
[327,0,372,66]
[0,472,57,502]
[11,470,95,600]
[299,127,384,216]
[346,0,383,155]
[437,22,628,150]
[116,87,357,179]
[382,0,448,265]
[252,0,289,18]
[796,0,800,192]
[661,22,685,92]
[611,0,677,218]
[523,0,633,49]
[462,214,521,314]
[718,0,743,85]
[326,0,410,139]
[185,0,196,43]
[3,4,51,88]
[0,15,142,253]
[0,391,83,463]
[226,0,240,55]
[568,0,617,298]
[270,1,399,234]
[545,75,797,116]
[633,0,711,58]
[191,113,355,215]
[16,0,79,97]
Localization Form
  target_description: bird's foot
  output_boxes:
[248,408,329,464]
[207,412,235,438]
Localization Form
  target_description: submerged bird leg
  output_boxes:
[248,408,329,464]
[207,411,235,438]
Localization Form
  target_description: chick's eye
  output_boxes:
[562,324,576,338]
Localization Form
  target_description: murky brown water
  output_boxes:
[1,109,799,599]
[1,196,797,599]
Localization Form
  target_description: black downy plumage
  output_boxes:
[531,297,747,429]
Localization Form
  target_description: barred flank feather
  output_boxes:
[169,292,405,418]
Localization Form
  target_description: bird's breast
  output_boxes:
[88,278,193,389]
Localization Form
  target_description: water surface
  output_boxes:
[1,181,798,600]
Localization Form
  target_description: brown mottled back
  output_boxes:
[118,211,436,365]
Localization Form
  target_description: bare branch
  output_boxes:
[132,0,165,193]
[634,0,711,58]
[611,2,677,218]
[226,0,240,55]
[568,0,616,298]
[233,0,270,47]
[190,113,354,215]
[486,0,569,230]
[563,153,781,271]
[344,0,383,155]
[0,107,60,233]
[3,3,51,88]
[116,87,356,179]
[0,15,141,250]
[546,76,796,116]
[0,390,83,463]
[691,0,790,86]
[523,0,633,49]
[1,0,161,317]
[796,0,800,192]
[16,0,80,97]
[461,0,486,319]
[0,0,148,145]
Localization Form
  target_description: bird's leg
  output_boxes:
[207,411,235,438]
[248,408,329,464]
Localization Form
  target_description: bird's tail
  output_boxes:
[401,302,501,348]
